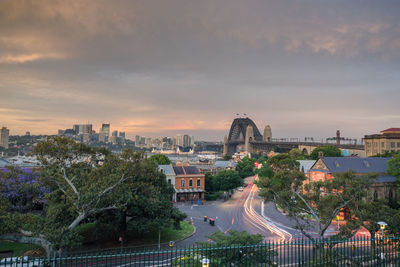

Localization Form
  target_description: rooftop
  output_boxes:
[312,157,391,174]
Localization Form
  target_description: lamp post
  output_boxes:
[336,215,340,232]
[377,221,387,265]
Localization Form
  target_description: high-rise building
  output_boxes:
[100,123,110,137]
[112,130,118,137]
[73,124,92,135]
[119,132,125,138]
[0,127,10,149]
[25,131,30,136]
[135,135,140,146]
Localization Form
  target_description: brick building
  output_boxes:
[173,165,205,201]
[307,156,397,204]
[364,128,400,157]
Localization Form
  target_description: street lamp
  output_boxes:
[377,221,387,238]
[201,258,210,267]
[377,221,388,264]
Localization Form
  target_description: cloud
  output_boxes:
[0,53,66,63]
[0,0,399,140]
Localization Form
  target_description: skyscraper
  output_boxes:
[73,124,92,135]
[99,123,110,139]
[0,127,10,149]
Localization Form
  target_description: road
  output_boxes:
[175,175,306,247]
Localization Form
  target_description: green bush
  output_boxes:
[75,223,96,244]
[205,191,223,201]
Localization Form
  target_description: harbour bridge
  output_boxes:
[223,117,364,156]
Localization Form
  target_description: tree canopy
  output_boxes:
[387,152,400,194]
[309,146,342,160]
[0,136,185,253]
[236,157,255,178]
[212,170,242,192]
[148,154,171,165]
[257,169,372,244]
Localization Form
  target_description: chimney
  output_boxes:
[336,130,340,145]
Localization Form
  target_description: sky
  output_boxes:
[0,0,399,141]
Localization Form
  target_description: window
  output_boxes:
[168,179,171,184]
[181,179,185,187]
[189,179,193,187]
[391,142,395,148]
[366,142,371,147]
[197,179,201,186]
[381,142,384,148]
[397,142,400,148]
[374,190,378,200]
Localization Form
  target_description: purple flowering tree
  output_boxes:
[0,166,50,212]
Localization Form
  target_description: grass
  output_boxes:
[0,241,42,257]
[159,220,194,243]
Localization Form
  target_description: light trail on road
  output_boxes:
[227,175,293,242]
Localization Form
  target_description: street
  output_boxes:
[175,175,307,247]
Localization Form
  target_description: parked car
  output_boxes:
[237,187,244,191]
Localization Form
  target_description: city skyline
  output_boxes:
[1,0,399,141]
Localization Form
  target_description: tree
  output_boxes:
[288,148,307,160]
[0,166,49,212]
[257,170,372,246]
[148,154,171,165]
[236,157,255,178]
[0,137,185,253]
[310,146,341,160]
[212,170,242,192]
[387,152,400,194]
[193,231,275,266]
[341,199,397,238]
[204,173,214,192]
[267,153,299,172]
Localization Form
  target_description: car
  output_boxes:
[237,187,244,191]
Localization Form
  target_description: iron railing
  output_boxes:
[0,236,399,266]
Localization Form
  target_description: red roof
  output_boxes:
[381,128,400,133]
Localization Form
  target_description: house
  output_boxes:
[159,164,205,202]
[173,165,205,202]
[308,156,397,203]
[159,164,177,201]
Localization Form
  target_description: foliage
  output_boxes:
[75,223,96,244]
[387,152,400,194]
[288,148,307,160]
[340,199,398,238]
[148,154,171,165]
[194,231,276,266]
[267,153,299,172]
[371,151,396,157]
[0,167,49,211]
[204,191,223,201]
[212,170,242,192]
[204,173,214,192]
[310,146,341,160]
[0,136,186,251]
[235,157,255,178]
[256,165,274,178]
[257,170,372,244]
[223,154,232,160]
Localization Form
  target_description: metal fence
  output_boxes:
[1,236,399,266]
